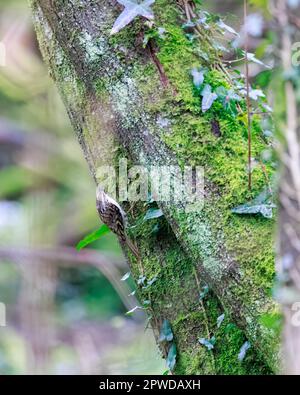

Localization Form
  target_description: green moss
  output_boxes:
[129,207,274,374]
[173,291,272,375]
[225,215,275,292]
[127,0,278,372]
[148,0,276,298]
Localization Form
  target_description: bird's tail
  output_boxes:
[125,237,140,260]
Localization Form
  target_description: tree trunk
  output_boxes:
[30,0,279,374]
[273,0,300,375]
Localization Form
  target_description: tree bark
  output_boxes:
[272,0,300,375]
[30,0,279,374]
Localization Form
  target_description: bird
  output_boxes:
[96,185,140,259]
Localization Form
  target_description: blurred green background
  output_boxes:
[0,0,164,374]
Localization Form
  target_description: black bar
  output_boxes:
[0,375,296,392]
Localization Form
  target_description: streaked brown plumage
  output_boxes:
[96,186,139,258]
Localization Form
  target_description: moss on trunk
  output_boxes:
[30,0,279,374]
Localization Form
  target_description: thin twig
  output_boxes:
[0,246,137,311]
[244,0,252,191]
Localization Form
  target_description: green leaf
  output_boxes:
[255,70,272,88]
[199,336,216,350]
[76,224,110,251]
[260,312,282,331]
[111,0,155,35]
[137,275,146,286]
[201,84,218,112]
[238,341,251,362]
[245,52,271,69]
[232,189,276,219]
[225,323,236,333]
[144,208,164,220]
[121,272,131,281]
[217,313,225,328]
[232,202,275,219]
[147,276,157,287]
[125,305,142,316]
[191,67,206,88]
[249,89,265,101]
[199,284,209,300]
[159,319,174,342]
[217,19,239,36]
[215,86,227,98]
[166,343,177,371]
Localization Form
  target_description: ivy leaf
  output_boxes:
[166,343,177,371]
[191,68,206,88]
[232,199,276,218]
[227,89,242,101]
[76,224,110,251]
[262,103,273,113]
[225,323,236,333]
[201,84,218,112]
[225,100,238,116]
[238,341,251,362]
[240,89,266,101]
[125,305,142,315]
[157,27,166,39]
[240,87,265,101]
[217,20,239,36]
[121,271,131,281]
[216,86,241,102]
[146,276,158,287]
[260,312,282,333]
[111,0,156,35]
[232,203,275,219]
[245,52,271,69]
[199,284,209,300]
[249,89,265,101]
[137,275,146,286]
[232,189,276,219]
[159,319,174,342]
[197,11,209,28]
[263,129,274,138]
[217,313,225,328]
[199,336,216,350]
[144,207,164,220]
[216,87,240,115]
[215,86,227,98]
